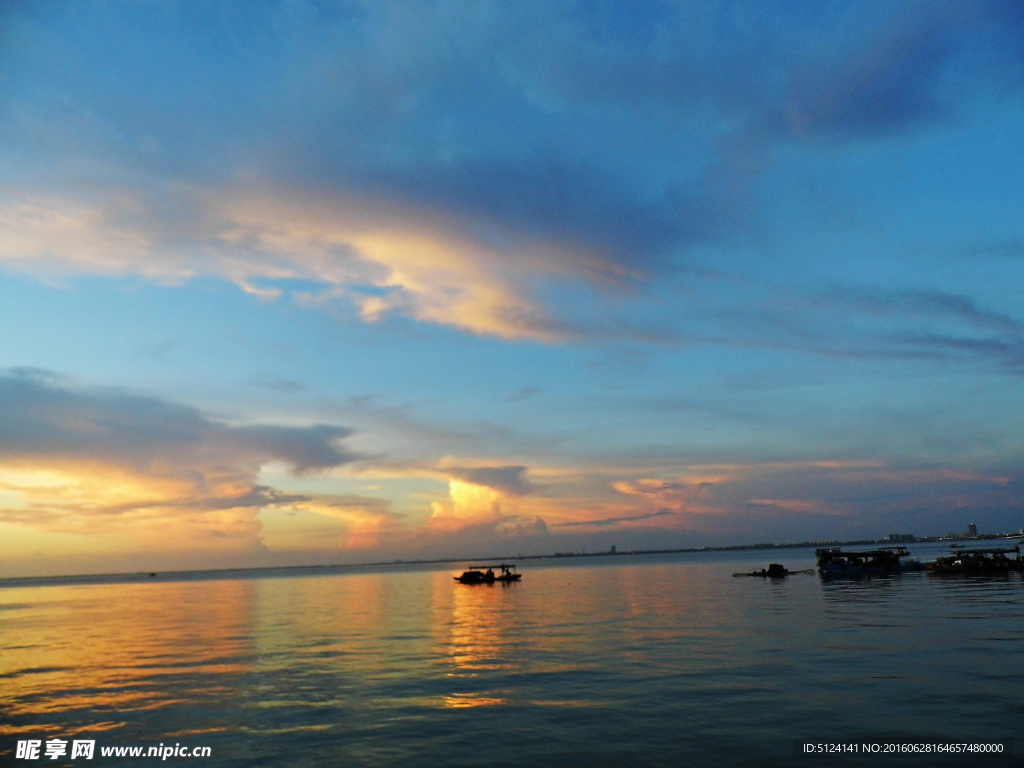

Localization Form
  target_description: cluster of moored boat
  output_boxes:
[815,544,1024,575]
[735,543,1024,578]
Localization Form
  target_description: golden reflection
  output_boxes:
[442,693,505,708]
[247,570,438,699]
[435,560,718,683]
[0,579,256,736]
[430,563,708,709]
[0,560,739,736]
[438,572,516,675]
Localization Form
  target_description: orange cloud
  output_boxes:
[263,495,404,552]
[0,371,359,554]
[0,464,266,549]
[610,477,717,513]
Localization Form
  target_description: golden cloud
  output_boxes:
[427,478,547,538]
[0,186,569,340]
[263,495,404,552]
[0,371,360,552]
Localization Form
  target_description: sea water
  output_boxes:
[1,547,1022,767]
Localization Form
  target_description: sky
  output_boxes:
[2,0,1024,577]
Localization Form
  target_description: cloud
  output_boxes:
[499,386,541,404]
[611,477,717,515]
[784,6,961,141]
[806,286,1024,368]
[534,459,1024,539]
[725,462,1023,528]
[494,515,548,537]
[427,466,546,540]
[881,332,1024,371]
[0,188,565,340]
[442,465,534,497]
[0,368,358,471]
[0,369,360,547]
[553,508,675,528]
[687,282,1024,371]
[2,366,1023,568]
[746,499,829,514]
[267,494,405,551]
[250,377,305,394]
[835,287,1023,334]
[0,193,162,278]
[971,240,1024,259]
[3,0,1023,345]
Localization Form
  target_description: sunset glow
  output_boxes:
[2,1,1024,577]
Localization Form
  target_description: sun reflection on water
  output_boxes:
[0,578,256,738]
[2,556,1022,766]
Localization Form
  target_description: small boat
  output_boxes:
[454,564,521,585]
[733,563,813,578]
[925,546,1024,574]
[815,546,922,575]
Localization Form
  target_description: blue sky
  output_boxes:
[1,0,1023,576]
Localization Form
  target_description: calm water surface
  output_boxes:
[1,548,1022,767]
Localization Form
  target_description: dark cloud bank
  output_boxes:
[0,368,358,473]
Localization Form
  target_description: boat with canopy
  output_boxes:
[454,564,522,584]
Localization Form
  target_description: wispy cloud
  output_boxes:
[249,376,305,394]
[553,509,675,528]
[970,239,1024,259]
[833,287,1023,334]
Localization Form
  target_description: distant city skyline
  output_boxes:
[2,1,1024,576]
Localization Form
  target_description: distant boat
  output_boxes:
[925,546,1024,574]
[815,546,922,575]
[733,563,813,578]
[454,564,521,585]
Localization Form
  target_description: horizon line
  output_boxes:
[2,531,1021,589]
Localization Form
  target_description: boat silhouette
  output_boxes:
[815,546,922,575]
[454,564,521,584]
[925,545,1023,574]
[733,563,812,578]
